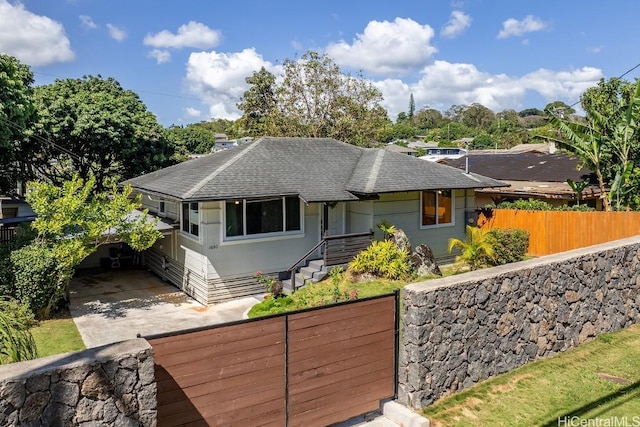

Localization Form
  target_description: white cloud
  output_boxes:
[0,0,74,66]
[185,107,202,118]
[498,15,547,39]
[587,46,603,54]
[440,10,471,39]
[144,21,220,49]
[148,49,171,64]
[185,48,278,119]
[79,15,97,30]
[107,23,127,42]
[374,60,602,120]
[326,17,436,76]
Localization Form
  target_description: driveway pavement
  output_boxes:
[69,268,263,348]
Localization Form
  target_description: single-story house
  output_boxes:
[124,137,505,304]
[440,151,604,209]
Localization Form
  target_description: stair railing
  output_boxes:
[286,238,327,293]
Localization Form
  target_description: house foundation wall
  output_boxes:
[399,236,640,409]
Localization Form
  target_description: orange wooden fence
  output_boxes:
[479,209,640,257]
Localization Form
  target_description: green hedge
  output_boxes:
[486,228,530,265]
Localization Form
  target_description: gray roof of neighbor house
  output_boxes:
[124,137,506,203]
[440,151,594,182]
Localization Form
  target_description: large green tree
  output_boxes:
[238,51,390,146]
[0,54,39,194]
[32,75,173,191]
[8,176,163,316]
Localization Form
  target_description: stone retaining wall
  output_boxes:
[399,236,640,409]
[0,339,155,426]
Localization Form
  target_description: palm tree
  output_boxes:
[447,225,495,271]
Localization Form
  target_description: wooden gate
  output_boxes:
[147,292,399,427]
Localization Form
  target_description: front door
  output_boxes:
[322,202,345,237]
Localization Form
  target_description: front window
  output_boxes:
[225,196,301,238]
[182,202,199,237]
[422,190,453,226]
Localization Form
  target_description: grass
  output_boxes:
[30,309,85,358]
[423,324,640,427]
[247,265,459,318]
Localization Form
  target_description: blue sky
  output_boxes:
[2,0,640,127]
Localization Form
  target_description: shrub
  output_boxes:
[488,199,595,212]
[11,241,69,316]
[486,228,530,265]
[490,199,553,211]
[348,240,413,280]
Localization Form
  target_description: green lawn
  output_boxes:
[30,310,85,357]
[423,324,640,427]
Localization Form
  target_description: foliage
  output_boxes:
[485,228,529,266]
[32,75,174,191]
[376,219,396,238]
[0,54,38,194]
[248,268,363,318]
[7,176,163,316]
[489,198,554,211]
[545,79,640,211]
[448,225,495,271]
[11,240,67,315]
[349,240,413,280]
[237,51,390,146]
[0,297,38,364]
[566,178,591,205]
[488,199,595,212]
[254,271,283,298]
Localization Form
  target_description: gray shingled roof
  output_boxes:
[440,152,595,183]
[124,137,506,202]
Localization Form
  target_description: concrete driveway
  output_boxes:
[69,269,264,348]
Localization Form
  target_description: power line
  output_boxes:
[32,70,203,103]
[0,116,82,161]
[568,61,640,108]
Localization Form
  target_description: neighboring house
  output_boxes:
[420,147,468,162]
[124,137,505,304]
[212,136,254,152]
[440,151,604,209]
[384,143,417,156]
[0,196,36,243]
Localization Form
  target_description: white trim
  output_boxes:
[181,202,201,240]
[158,200,166,217]
[220,231,305,246]
[419,189,456,230]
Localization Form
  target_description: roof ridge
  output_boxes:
[363,149,385,193]
[182,138,263,199]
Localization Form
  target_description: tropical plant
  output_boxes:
[447,225,495,271]
[566,178,591,206]
[349,240,413,280]
[545,80,640,211]
[0,298,38,364]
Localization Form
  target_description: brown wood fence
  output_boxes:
[147,292,398,427]
[480,209,640,257]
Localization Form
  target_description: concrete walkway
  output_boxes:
[69,269,263,348]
